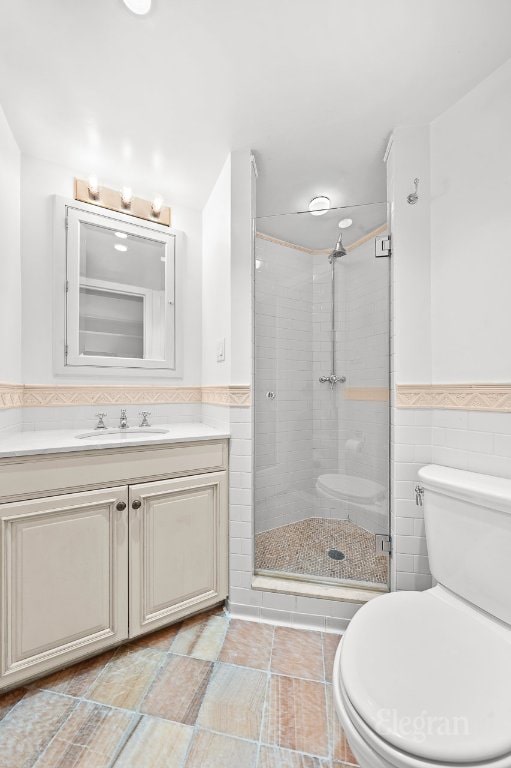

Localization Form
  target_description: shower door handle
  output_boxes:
[266,391,276,400]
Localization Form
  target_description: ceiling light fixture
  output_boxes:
[121,186,132,209]
[115,231,128,239]
[309,196,330,216]
[122,0,151,15]
[114,244,128,252]
[338,218,353,229]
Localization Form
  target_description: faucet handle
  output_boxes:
[139,411,151,427]
[95,413,107,430]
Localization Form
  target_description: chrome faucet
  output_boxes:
[95,412,107,430]
[139,411,151,427]
[119,409,129,429]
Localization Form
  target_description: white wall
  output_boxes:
[230,150,253,385]
[201,155,231,387]
[201,150,253,388]
[389,58,511,591]
[387,125,433,591]
[0,106,21,383]
[20,155,203,385]
[430,59,511,383]
[388,125,431,385]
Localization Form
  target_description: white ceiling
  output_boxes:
[1,0,510,214]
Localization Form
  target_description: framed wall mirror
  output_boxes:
[57,202,178,372]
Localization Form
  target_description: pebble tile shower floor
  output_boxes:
[0,607,357,768]
[255,518,388,584]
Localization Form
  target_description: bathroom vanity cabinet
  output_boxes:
[0,438,228,691]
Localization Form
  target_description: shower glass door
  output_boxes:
[253,202,390,590]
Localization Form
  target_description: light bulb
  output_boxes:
[114,244,128,252]
[338,218,353,229]
[88,175,99,200]
[152,195,163,216]
[121,186,132,208]
[115,232,128,239]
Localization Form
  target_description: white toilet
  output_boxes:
[333,464,511,768]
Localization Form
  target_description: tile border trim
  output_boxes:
[0,383,251,409]
[344,387,389,402]
[256,223,387,256]
[396,384,511,412]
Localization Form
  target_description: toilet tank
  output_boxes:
[418,464,511,626]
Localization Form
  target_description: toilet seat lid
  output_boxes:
[340,590,511,763]
[316,473,385,502]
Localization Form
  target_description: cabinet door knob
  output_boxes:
[116,501,126,511]
[132,499,142,509]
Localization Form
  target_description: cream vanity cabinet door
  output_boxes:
[0,487,129,690]
[129,471,228,638]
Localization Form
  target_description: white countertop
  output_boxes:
[0,423,230,458]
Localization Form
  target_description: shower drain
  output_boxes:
[328,548,346,561]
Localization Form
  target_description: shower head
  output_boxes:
[329,234,347,262]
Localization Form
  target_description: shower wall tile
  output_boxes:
[254,238,314,533]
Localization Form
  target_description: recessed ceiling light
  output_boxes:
[309,196,330,216]
[115,231,128,239]
[114,244,128,252]
[122,0,151,15]
[338,218,353,229]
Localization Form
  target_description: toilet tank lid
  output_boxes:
[418,464,511,514]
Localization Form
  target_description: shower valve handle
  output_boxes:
[319,374,346,389]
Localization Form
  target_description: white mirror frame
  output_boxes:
[53,196,183,377]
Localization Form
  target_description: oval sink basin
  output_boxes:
[76,427,169,439]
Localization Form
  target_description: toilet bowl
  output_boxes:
[316,473,385,504]
[333,465,511,768]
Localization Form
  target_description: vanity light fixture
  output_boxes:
[115,231,128,239]
[114,244,128,252]
[121,186,133,209]
[338,218,353,229]
[309,196,330,216]
[122,0,152,14]
[74,178,171,226]
[151,195,163,217]
[88,175,99,201]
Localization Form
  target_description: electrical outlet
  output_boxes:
[216,338,225,362]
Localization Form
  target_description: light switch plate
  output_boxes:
[216,338,225,362]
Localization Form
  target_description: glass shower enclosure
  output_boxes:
[253,202,390,591]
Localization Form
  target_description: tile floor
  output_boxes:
[255,517,388,584]
[0,606,357,768]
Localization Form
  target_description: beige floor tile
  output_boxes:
[219,620,274,670]
[128,622,182,652]
[0,687,27,722]
[34,649,115,697]
[326,685,358,765]
[0,690,74,768]
[114,716,193,768]
[33,700,138,768]
[257,745,331,767]
[271,627,324,681]
[197,662,267,740]
[185,729,258,768]
[87,646,164,710]
[141,654,213,725]
[322,633,341,684]
[262,675,329,757]
[170,609,228,661]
